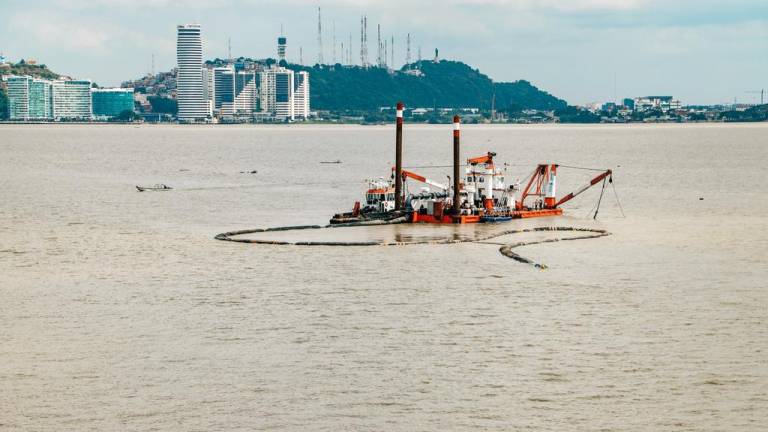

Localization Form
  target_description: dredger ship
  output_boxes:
[331,103,612,225]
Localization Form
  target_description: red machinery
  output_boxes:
[516,164,612,218]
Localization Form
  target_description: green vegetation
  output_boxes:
[3,60,60,80]
[288,60,566,112]
[114,109,141,122]
[721,104,768,122]
[554,105,601,123]
[148,96,178,115]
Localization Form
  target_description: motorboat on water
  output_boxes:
[136,184,173,192]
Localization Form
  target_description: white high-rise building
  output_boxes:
[176,24,208,122]
[260,66,292,119]
[51,80,92,120]
[293,71,310,119]
[260,66,310,120]
[234,70,259,115]
[202,67,214,116]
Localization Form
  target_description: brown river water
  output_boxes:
[1,123,766,431]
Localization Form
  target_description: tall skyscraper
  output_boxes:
[176,24,208,122]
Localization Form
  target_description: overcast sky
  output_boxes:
[2,0,766,105]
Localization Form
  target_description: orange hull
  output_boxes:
[411,213,482,224]
[411,208,563,224]
[514,208,564,218]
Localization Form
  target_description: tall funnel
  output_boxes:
[395,102,404,210]
[453,115,461,215]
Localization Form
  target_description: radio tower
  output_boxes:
[384,38,388,68]
[360,15,369,67]
[317,7,324,65]
[332,21,336,64]
[377,24,382,67]
[391,35,394,68]
[406,33,411,65]
[349,33,353,65]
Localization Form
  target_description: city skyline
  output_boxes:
[1,0,766,105]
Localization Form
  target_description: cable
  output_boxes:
[593,178,607,220]
[611,179,626,218]
[557,164,609,172]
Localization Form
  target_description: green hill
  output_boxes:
[288,60,566,112]
[2,61,61,80]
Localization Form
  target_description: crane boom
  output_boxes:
[555,169,612,207]
[395,168,448,191]
[467,152,496,165]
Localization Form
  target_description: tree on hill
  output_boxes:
[286,60,567,112]
[4,62,60,80]
[148,96,177,114]
[554,106,601,123]
[721,104,768,122]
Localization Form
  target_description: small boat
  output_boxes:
[136,184,173,192]
[320,160,343,164]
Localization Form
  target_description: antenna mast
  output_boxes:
[391,35,394,68]
[406,33,411,65]
[377,24,382,67]
[317,7,323,65]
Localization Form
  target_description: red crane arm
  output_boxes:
[393,168,448,191]
[467,152,496,165]
[555,169,612,207]
[400,169,427,183]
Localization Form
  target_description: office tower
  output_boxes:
[202,67,214,115]
[293,71,310,119]
[261,66,293,120]
[6,76,31,120]
[91,88,134,118]
[5,76,52,120]
[28,79,52,119]
[52,80,92,120]
[176,24,208,122]
[213,66,235,116]
[260,66,310,121]
[234,70,259,115]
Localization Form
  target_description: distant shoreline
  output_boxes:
[2,120,764,126]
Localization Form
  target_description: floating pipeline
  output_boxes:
[215,220,610,269]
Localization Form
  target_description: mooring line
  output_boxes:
[215,222,610,268]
